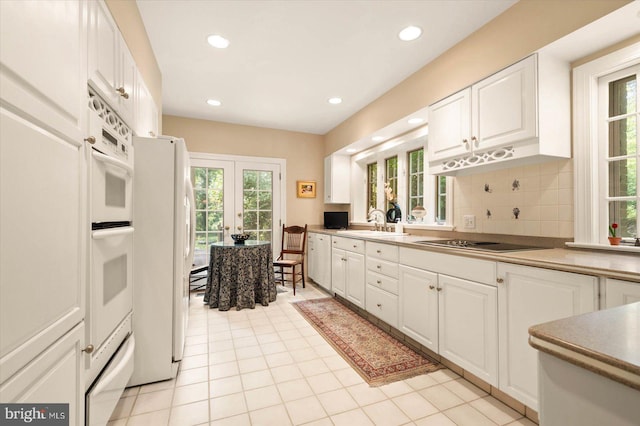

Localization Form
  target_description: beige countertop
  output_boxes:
[528,302,640,390]
[309,227,640,282]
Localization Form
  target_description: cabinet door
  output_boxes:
[117,41,136,125]
[0,0,85,141]
[605,278,640,308]
[331,249,346,297]
[427,89,471,162]
[345,252,365,309]
[135,74,158,138]
[399,266,438,353]
[0,323,84,426]
[324,155,351,204]
[88,0,119,109]
[0,109,84,381]
[438,275,498,386]
[472,55,537,151]
[497,263,597,410]
[316,235,331,291]
[307,235,316,282]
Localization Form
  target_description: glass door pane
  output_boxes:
[236,162,281,255]
[191,160,234,267]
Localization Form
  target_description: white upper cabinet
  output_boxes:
[429,53,570,175]
[134,71,159,137]
[428,89,471,161]
[88,0,135,125]
[0,0,86,141]
[324,155,351,204]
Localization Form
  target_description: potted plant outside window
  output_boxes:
[608,223,622,245]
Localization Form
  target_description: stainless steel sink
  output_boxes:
[414,239,543,252]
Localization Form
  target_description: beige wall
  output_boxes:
[324,0,630,154]
[105,0,163,131]
[163,115,326,227]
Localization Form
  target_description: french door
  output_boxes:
[190,156,283,266]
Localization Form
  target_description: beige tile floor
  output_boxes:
[108,282,537,426]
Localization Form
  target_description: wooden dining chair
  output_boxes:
[273,224,307,295]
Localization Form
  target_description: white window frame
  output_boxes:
[351,127,454,230]
[570,41,640,252]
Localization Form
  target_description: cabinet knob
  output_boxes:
[82,344,94,354]
[237,226,242,230]
[436,287,442,291]
[462,138,469,144]
[471,136,478,146]
[377,280,382,284]
[376,265,381,269]
[116,86,129,99]
[429,285,435,290]
[376,249,381,253]
[353,245,357,248]
[376,303,382,308]
[84,136,96,144]
[148,131,156,137]
[496,278,504,284]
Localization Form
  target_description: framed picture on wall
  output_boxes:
[296,180,316,198]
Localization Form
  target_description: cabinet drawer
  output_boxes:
[366,285,398,328]
[366,257,399,278]
[400,247,496,286]
[332,236,365,254]
[366,270,399,295]
[366,242,399,262]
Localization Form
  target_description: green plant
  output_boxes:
[609,223,619,237]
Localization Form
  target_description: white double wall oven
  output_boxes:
[85,90,135,426]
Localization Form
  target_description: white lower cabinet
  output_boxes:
[497,262,598,411]
[331,237,365,308]
[366,284,398,328]
[308,233,331,292]
[399,265,438,353]
[0,323,84,426]
[366,242,400,328]
[438,275,498,386]
[604,278,640,308]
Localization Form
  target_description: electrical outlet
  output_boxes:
[463,215,476,229]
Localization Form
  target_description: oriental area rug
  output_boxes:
[292,297,444,386]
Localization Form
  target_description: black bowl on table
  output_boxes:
[231,233,250,244]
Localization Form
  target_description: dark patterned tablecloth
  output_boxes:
[203,241,277,311]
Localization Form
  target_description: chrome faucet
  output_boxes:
[367,208,388,231]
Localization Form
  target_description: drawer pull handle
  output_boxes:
[353,245,357,248]
[377,280,382,284]
[376,250,381,253]
[376,265,381,269]
[376,303,382,308]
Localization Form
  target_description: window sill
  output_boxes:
[566,242,640,253]
[350,221,455,232]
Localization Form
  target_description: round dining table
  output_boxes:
[203,240,277,311]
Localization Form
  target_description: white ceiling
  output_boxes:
[137,0,517,135]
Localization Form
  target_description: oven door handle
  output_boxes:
[92,226,134,240]
[92,150,133,176]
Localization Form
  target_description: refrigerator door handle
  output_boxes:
[186,178,196,269]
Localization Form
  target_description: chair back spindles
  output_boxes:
[274,224,308,295]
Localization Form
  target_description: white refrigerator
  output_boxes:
[129,136,195,386]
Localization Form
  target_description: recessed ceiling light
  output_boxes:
[328,97,343,105]
[398,26,422,41]
[372,136,385,142]
[207,99,222,107]
[346,148,357,153]
[408,117,424,124]
[207,34,230,49]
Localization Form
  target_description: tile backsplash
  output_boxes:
[453,159,573,238]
